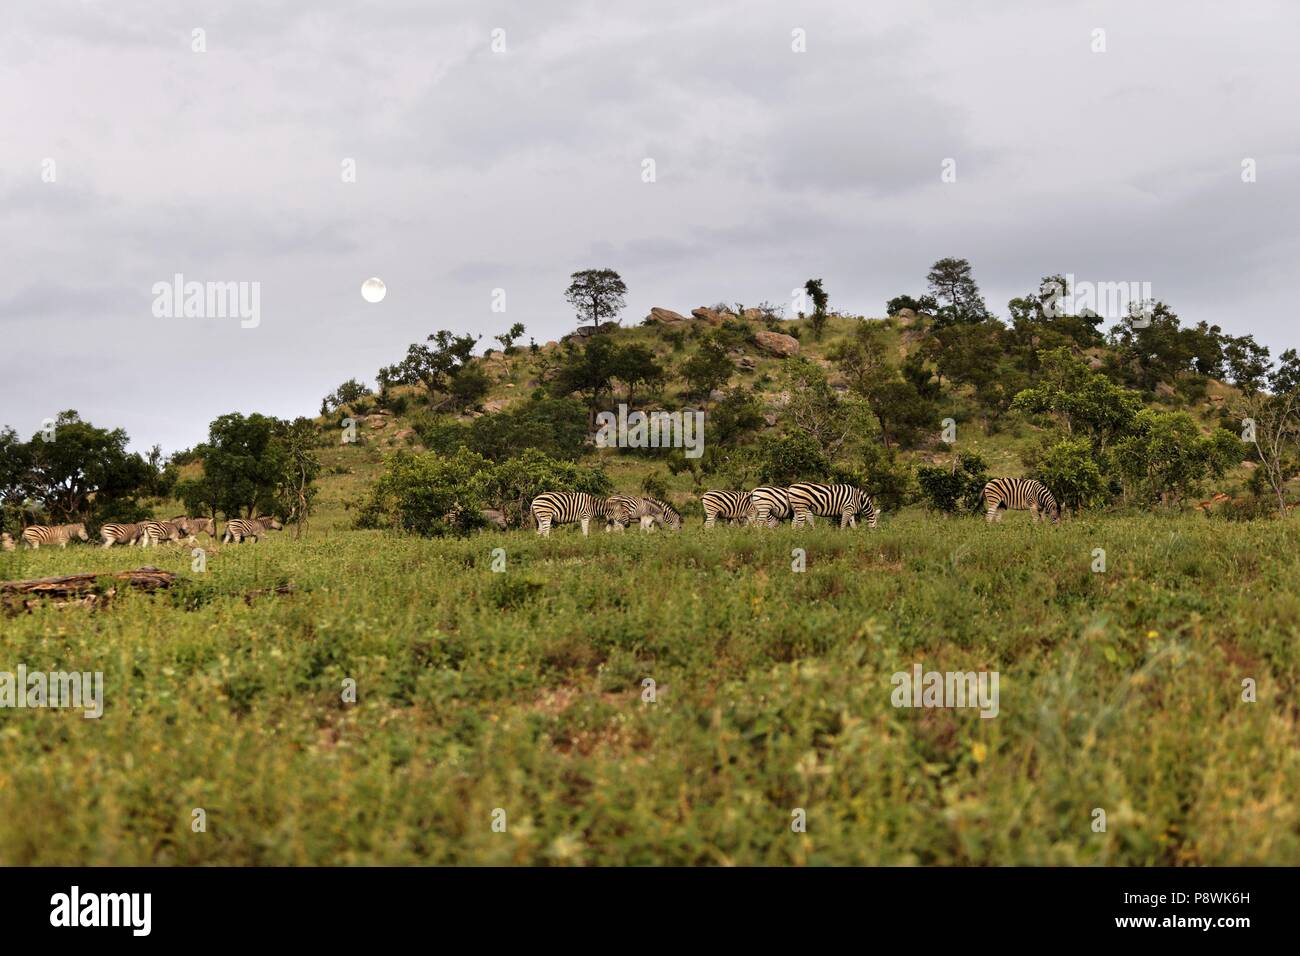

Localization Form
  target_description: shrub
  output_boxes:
[916,452,987,515]
[1032,437,1107,513]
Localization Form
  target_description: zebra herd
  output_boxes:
[1,516,284,551]
[530,479,1060,536]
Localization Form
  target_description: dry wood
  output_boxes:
[0,566,179,598]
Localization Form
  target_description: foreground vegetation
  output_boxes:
[2,512,1296,865]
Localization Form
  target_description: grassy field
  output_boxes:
[2,511,1297,865]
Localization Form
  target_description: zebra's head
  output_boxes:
[1,532,13,552]
[647,498,681,530]
[858,489,879,528]
[264,517,284,531]
[70,522,89,541]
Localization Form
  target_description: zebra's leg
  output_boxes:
[704,512,715,528]
[537,518,550,537]
[102,538,113,550]
[580,517,590,537]
[984,503,997,523]
[844,512,855,528]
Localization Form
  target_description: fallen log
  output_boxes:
[0,566,180,598]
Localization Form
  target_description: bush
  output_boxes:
[354,448,491,537]
[1032,437,1107,513]
[916,452,988,515]
[754,433,829,486]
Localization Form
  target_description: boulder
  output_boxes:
[691,307,729,326]
[1154,382,1177,399]
[394,428,416,442]
[367,416,389,430]
[646,307,689,325]
[754,330,800,357]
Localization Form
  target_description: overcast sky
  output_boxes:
[3,0,1298,453]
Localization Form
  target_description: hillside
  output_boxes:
[302,304,1262,522]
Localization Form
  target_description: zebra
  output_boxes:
[222,516,284,544]
[603,494,646,532]
[20,523,89,549]
[531,492,605,537]
[140,520,190,547]
[982,478,1060,524]
[1,532,14,552]
[100,522,146,549]
[701,490,756,528]
[787,483,879,529]
[750,486,795,527]
[639,496,682,531]
[174,516,216,539]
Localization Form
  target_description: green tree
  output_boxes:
[1112,409,1240,507]
[175,412,288,520]
[753,432,829,485]
[1030,437,1107,513]
[926,257,989,324]
[1011,348,1144,452]
[17,411,152,522]
[804,278,829,339]
[565,269,627,334]
[494,322,526,355]
[378,331,481,409]
[680,337,733,400]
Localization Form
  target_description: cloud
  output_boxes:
[1,0,1296,452]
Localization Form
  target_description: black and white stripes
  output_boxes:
[787,483,879,529]
[531,492,605,537]
[222,516,284,543]
[982,478,1060,523]
[100,522,145,549]
[20,523,89,549]
[701,490,755,527]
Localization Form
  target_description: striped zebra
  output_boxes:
[1,532,14,552]
[639,496,682,531]
[982,478,1060,524]
[100,522,146,549]
[603,494,646,532]
[787,483,879,529]
[140,520,190,547]
[700,490,756,528]
[750,486,794,527]
[174,516,216,539]
[222,516,283,544]
[531,492,605,537]
[20,523,89,549]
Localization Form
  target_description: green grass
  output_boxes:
[2,511,1297,865]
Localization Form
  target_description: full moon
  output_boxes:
[361,277,387,303]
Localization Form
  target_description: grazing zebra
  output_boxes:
[750,486,794,527]
[531,492,605,537]
[982,478,1060,524]
[1,532,14,552]
[140,520,189,547]
[174,516,216,539]
[100,522,145,549]
[701,490,756,528]
[787,483,879,529]
[603,494,646,532]
[20,523,89,549]
[639,496,682,531]
[222,516,284,544]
